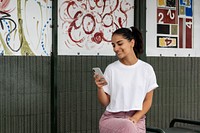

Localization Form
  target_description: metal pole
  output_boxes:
[134,0,147,61]
[51,0,58,133]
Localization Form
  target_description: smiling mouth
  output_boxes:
[116,53,122,57]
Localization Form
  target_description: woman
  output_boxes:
[94,27,158,133]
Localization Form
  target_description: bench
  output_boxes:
[147,118,200,133]
[146,127,165,133]
[164,118,200,133]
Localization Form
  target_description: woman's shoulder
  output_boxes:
[138,60,154,71]
[108,60,119,66]
[105,60,119,70]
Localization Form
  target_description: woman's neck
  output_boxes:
[119,55,138,65]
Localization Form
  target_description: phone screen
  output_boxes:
[92,67,107,85]
[92,67,104,77]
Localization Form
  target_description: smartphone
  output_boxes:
[92,67,104,77]
[92,67,107,85]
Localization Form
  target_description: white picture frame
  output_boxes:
[58,0,134,56]
[146,0,200,57]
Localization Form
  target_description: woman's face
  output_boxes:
[111,34,135,60]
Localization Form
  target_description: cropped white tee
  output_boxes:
[103,60,158,112]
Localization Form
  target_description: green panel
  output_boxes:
[0,57,51,133]
[0,56,200,132]
[57,56,116,133]
[146,57,200,129]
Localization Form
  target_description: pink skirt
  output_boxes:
[99,111,146,133]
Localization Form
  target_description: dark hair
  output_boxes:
[112,27,143,58]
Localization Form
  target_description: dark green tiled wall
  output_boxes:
[0,56,200,132]
[146,57,200,128]
[0,56,51,133]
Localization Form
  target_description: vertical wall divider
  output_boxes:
[134,0,147,61]
[51,0,58,133]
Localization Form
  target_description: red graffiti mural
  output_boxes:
[59,0,134,49]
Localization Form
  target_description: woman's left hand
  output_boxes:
[128,117,137,124]
[93,74,108,88]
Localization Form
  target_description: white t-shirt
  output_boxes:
[103,59,158,112]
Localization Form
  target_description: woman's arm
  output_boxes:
[94,74,110,107]
[97,88,110,107]
[129,90,154,123]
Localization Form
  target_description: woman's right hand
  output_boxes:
[93,74,107,89]
[94,74,110,106]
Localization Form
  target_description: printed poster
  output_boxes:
[0,0,52,56]
[58,0,134,55]
[146,0,200,57]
